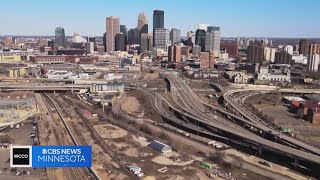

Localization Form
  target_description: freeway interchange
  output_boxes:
[143,73,320,169]
[1,74,320,174]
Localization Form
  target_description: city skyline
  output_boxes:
[1,0,320,38]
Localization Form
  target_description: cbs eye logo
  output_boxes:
[10,146,32,167]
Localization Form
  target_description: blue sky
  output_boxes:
[1,0,319,38]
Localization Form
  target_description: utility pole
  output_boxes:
[102,99,105,113]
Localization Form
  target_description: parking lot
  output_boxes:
[0,118,47,180]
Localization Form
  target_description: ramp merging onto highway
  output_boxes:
[159,73,320,166]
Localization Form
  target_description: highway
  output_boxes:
[114,88,294,180]
[160,73,320,166]
[166,74,254,135]
[223,89,320,156]
[1,75,320,166]
[120,88,295,180]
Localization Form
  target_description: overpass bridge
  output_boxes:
[0,83,91,92]
[161,73,320,168]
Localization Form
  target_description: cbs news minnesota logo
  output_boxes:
[10,145,92,168]
[10,146,32,167]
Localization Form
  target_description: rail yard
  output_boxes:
[1,70,320,180]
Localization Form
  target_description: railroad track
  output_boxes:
[42,93,100,180]
[52,93,136,179]
[36,93,90,180]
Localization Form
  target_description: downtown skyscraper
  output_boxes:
[170,28,181,45]
[138,12,148,34]
[138,12,148,46]
[55,27,66,48]
[153,10,164,30]
[195,29,206,52]
[205,26,221,54]
[141,33,153,53]
[105,16,120,52]
[153,10,165,48]
[154,28,170,50]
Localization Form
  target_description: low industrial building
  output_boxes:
[0,66,28,78]
[184,66,219,79]
[0,50,33,62]
[104,73,123,81]
[90,84,124,94]
[41,64,79,76]
[148,140,172,154]
[46,70,73,79]
[30,55,66,64]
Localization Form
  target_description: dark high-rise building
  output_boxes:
[153,10,164,30]
[195,29,206,52]
[120,25,127,34]
[115,33,126,51]
[299,39,309,56]
[120,25,127,45]
[55,27,66,48]
[170,28,181,45]
[274,51,292,64]
[128,28,140,45]
[247,40,265,64]
[207,26,220,32]
[48,39,55,50]
[103,32,106,52]
[183,37,193,47]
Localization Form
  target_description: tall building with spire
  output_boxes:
[138,12,148,34]
[138,12,148,45]
[105,16,120,52]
